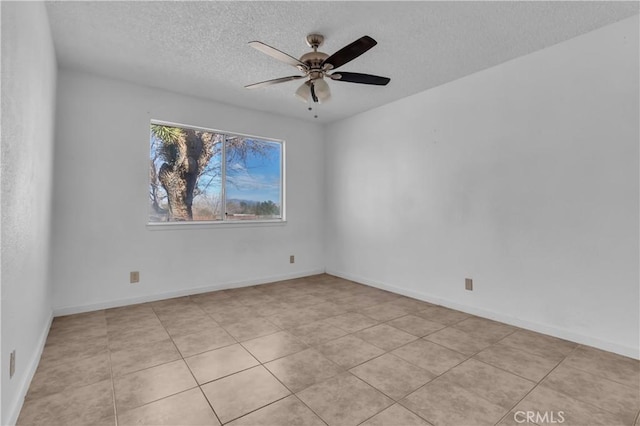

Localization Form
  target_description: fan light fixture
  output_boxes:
[245,34,390,104]
[295,81,311,102]
[295,79,331,104]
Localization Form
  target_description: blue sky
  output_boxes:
[196,139,281,204]
[225,142,281,202]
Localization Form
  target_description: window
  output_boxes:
[149,121,284,224]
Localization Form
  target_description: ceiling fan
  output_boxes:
[245,34,390,103]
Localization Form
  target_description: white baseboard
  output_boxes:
[326,269,639,360]
[53,269,326,317]
[5,311,53,426]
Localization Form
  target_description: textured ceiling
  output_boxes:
[45,1,639,123]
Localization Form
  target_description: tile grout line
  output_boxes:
[220,394,292,425]
[493,344,583,426]
[225,330,294,423]
[349,323,485,426]
[343,371,396,422]
[22,276,638,426]
[556,346,640,390]
[545,352,640,388]
[389,350,475,424]
[489,328,575,365]
[240,357,320,424]
[389,320,530,423]
[525,344,638,421]
[107,347,120,426]
[198,386,224,426]
[151,302,226,426]
[116,297,429,423]
[104,313,121,426]
[470,356,546,385]
[210,309,329,424]
[289,394,330,426]
[216,312,395,424]
[347,361,420,403]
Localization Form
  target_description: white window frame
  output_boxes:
[147,120,286,229]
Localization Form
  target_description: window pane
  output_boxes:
[149,122,284,224]
[225,137,282,220]
[149,124,223,222]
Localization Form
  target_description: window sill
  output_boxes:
[146,220,287,231]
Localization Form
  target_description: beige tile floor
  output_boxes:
[17,274,640,426]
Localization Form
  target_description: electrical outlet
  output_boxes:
[9,350,15,379]
[289,255,295,264]
[465,278,473,291]
[130,271,140,283]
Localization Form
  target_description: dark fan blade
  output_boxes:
[249,41,308,69]
[322,36,377,70]
[330,72,390,86]
[245,75,305,89]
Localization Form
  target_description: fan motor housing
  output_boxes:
[300,51,329,70]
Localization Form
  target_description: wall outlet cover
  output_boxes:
[9,350,15,378]
[465,278,473,291]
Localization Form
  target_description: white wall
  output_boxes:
[325,16,639,358]
[1,2,57,424]
[51,70,325,314]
